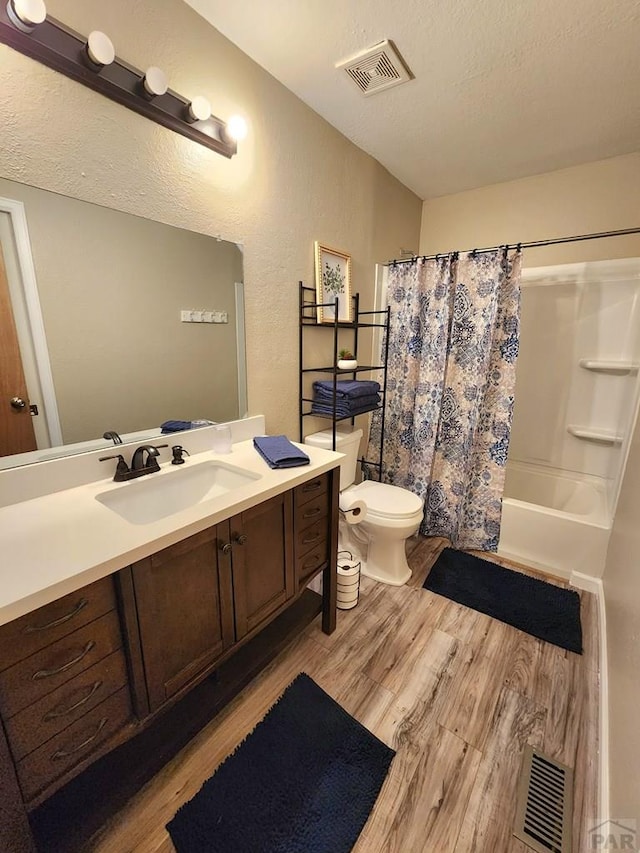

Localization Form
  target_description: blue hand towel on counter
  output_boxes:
[253,435,310,469]
[313,380,380,400]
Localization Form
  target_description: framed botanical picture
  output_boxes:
[314,242,352,323]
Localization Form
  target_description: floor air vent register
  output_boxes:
[513,746,573,853]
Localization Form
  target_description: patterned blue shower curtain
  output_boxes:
[369,248,521,551]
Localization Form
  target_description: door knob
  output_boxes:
[219,542,233,555]
[10,397,26,410]
[232,534,248,546]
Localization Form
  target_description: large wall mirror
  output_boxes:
[0,177,247,470]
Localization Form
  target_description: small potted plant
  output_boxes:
[337,348,358,370]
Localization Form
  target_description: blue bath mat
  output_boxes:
[167,673,395,853]
[424,548,583,654]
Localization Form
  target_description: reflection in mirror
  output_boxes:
[0,178,246,470]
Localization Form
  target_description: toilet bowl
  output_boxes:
[339,480,423,585]
[304,428,424,586]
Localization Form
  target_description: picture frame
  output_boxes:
[314,242,352,323]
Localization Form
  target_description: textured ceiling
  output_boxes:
[184,0,640,200]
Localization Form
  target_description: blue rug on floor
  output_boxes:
[166,673,395,853]
[424,548,583,654]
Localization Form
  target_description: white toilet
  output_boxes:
[305,428,424,586]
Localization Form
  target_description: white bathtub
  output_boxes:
[498,461,611,579]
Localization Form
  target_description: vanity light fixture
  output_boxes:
[85,30,115,69]
[224,114,248,142]
[0,6,243,158]
[142,65,168,98]
[186,95,211,123]
[5,0,45,33]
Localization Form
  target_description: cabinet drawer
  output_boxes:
[296,541,329,585]
[294,489,329,528]
[5,651,128,762]
[0,577,116,672]
[0,613,122,719]
[16,687,132,803]
[294,475,328,508]
[295,519,328,559]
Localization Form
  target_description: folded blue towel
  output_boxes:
[313,380,381,400]
[312,393,380,415]
[161,419,216,434]
[161,420,194,433]
[253,435,310,469]
[311,397,381,417]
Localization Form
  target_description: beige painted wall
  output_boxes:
[0,0,422,441]
[420,153,640,819]
[420,152,640,265]
[604,423,640,817]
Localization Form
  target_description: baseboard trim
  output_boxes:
[571,571,609,824]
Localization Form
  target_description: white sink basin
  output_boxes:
[95,461,261,525]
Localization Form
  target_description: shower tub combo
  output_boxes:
[498,460,610,580]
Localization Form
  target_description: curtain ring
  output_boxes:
[517,242,522,252]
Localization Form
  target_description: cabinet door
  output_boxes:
[132,527,235,712]
[231,492,295,640]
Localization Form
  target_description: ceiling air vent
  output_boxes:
[336,39,412,96]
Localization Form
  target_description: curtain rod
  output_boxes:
[389,226,640,265]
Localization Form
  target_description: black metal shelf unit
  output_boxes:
[298,282,390,479]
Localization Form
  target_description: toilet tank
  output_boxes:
[304,428,363,490]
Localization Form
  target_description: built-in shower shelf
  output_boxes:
[567,425,624,444]
[579,359,639,374]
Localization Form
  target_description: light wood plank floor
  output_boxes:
[89,537,599,853]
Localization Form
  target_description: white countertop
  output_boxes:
[0,439,342,627]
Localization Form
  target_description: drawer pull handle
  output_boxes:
[219,542,233,555]
[43,680,103,721]
[302,533,321,545]
[32,641,95,680]
[232,533,248,546]
[23,598,88,634]
[302,481,322,492]
[50,716,108,761]
[302,507,322,519]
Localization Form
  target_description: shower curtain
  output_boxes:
[369,248,521,551]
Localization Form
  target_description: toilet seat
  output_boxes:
[344,481,423,520]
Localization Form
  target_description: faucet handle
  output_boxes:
[98,454,130,482]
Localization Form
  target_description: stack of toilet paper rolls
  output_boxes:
[337,551,361,610]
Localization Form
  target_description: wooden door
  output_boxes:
[131,527,235,712]
[0,244,37,456]
[231,492,295,640]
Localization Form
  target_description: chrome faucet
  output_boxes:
[99,443,168,482]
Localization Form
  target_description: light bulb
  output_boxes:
[186,96,211,123]
[143,66,168,97]
[225,114,248,142]
[6,0,46,32]
[86,31,115,67]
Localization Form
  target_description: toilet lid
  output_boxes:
[347,481,424,519]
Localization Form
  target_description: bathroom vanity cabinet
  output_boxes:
[0,468,338,852]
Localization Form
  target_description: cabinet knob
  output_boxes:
[232,534,248,546]
[219,542,233,555]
